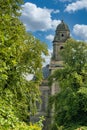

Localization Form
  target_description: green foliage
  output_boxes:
[0,0,48,128]
[0,117,44,130]
[75,126,87,130]
[0,0,23,17]
[49,39,87,129]
[0,89,19,129]
[61,39,87,69]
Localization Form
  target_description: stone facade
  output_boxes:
[31,20,70,130]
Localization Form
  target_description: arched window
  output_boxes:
[61,34,64,37]
[60,46,64,50]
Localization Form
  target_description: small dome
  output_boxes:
[53,20,70,43]
[56,20,70,31]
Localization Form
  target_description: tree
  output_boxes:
[49,39,87,129]
[0,0,48,128]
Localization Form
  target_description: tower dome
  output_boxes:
[53,20,70,60]
[56,20,70,31]
[53,20,70,43]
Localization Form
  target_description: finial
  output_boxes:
[61,20,64,23]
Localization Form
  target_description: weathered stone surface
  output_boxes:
[31,20,70,130]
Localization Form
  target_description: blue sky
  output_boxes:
[20,0,87,65]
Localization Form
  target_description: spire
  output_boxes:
[61,20,64,23]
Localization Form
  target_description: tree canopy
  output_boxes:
[0,0,48,129]
[49,39,87,130]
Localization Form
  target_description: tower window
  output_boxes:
[60,46,64,50]
[61,34,64,37]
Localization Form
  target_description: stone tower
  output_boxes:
[49,20,70,96]
[50,20,70,71]
[48,20,70,126]
[42,20,70,129]
[31,20,70,130]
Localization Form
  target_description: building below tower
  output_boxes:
[31,20,70,130]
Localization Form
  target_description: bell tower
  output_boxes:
[31,21,70,130]
[53,20,70,61]
[50,20,70,70]
[50,20,70,95]
[48,21,70,128]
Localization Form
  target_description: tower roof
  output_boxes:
[53,20,70,43]
[56,20,70,31]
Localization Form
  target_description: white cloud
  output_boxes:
[26,74,33,81]
[52,10,60,14]
[23,73,33,81]
[20,2,60,31]
[65,0,87,12]
[73,24,87,41]
[51,20,61,30]
[46,34,54,42]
